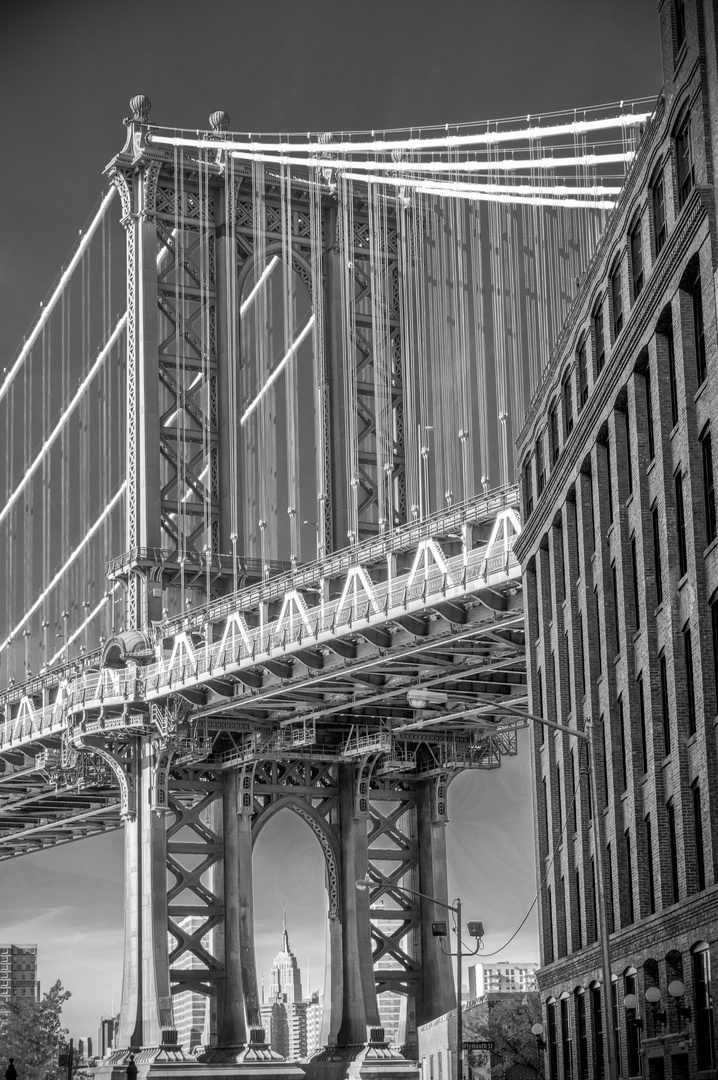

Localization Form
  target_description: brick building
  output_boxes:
[515,2,718,1077]
[0,944,39,1001]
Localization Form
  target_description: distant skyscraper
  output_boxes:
[305,991,324,1056]
[0,944,39,1001]
[260,909,308,1059]
[467,962,538,1000]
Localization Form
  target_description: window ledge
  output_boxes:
[632,629,641,644]
[625,491,635,511]
[677,572,690,591]
[653,601,664,617]
[703,536,718,560]
[695,378,708,404]
[670,423,680,441]
[647,457,656,477]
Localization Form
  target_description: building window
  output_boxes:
[693,783,706,892]
[593,300,606,373]
[676,469,688,577]
[595,590,602,674]
[631,535,640,630]
[548,1001,559,1080]
[624,973,640,1075]
[624,407,633,494]
[660,651,671,755]
[563,370,574,437]
[610,261,624,338]
[560,997,573,1080]
[651,169,667,254]
[625,830,635,923]
[591,986,604,1080]
[610,981,620,1078]
[637,674,648,774]
[606,842,615,933]
[646,815,656,914]
[575,869,582,949]
[645,369,655,461]
[547,886,555,962]
[576,991,588,1080]
[702,427,716,544]
[684,623,696,737]
[693,944,716,1071]
[549,400,560,466]
[579,611,586,697]
[630,217,644,299]
[652,504,663,605]
[556,762,563,826]
[664,316,679,429]
[536,435,546,496]
[668,798,680,903]
[602,715,610,808]
[712,594,718,709]
[570,751,577,831]
[577,338,589,409]
[611,562,620,654]
[676,110,695,208]
[675,0,686,52]
[523,457,533,518]
[618,695,627,792]
[693,275,707,386]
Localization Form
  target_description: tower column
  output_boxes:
[218,771,247,1047]
[116,740,175,1049]
[336,764,381,1045]
[237,811,262,1034]
[416,781,455,1025]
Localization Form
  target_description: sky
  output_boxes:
[0,0,662,1044]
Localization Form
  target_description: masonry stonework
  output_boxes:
[515,2,718,1077]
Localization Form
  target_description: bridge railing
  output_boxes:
[64,535,520,712]
[0,508,522,752]
[160,484,519,637]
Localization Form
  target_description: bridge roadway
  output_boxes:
[0,484,526,859]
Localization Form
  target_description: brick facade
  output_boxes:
[514,2,718,1077]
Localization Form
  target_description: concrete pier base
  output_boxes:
[302,1043,420,1080]
[93,1045,305,1080]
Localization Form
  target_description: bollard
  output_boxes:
[126,1054,138,1080]
[5,1060,16,1080]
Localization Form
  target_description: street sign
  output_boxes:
[463,1041,495,1051]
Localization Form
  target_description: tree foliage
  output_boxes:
[0,980,83,1080]
[465,993,544,1078]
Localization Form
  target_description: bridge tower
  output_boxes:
[98,98,461,1080]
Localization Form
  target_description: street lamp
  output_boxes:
[356,877,483,1080]
[531,1023,546,1074]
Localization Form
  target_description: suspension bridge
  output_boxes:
[0,94,651,1078]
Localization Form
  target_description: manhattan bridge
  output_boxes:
[0,95,650,1079]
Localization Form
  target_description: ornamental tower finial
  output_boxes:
[129,95,151,123]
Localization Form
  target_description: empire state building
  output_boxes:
[260,908,309,1058]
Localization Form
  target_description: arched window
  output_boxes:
[650,161,668,255]
[629,213,645,300]
[609,257,624,339]
[674,105,695,208]
[574,988,588,1080]
[692,942,715,1070]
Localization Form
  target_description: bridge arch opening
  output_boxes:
[253,806,329,1045]
[238,251,319,565]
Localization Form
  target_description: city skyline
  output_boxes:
[0,0,661,1042]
